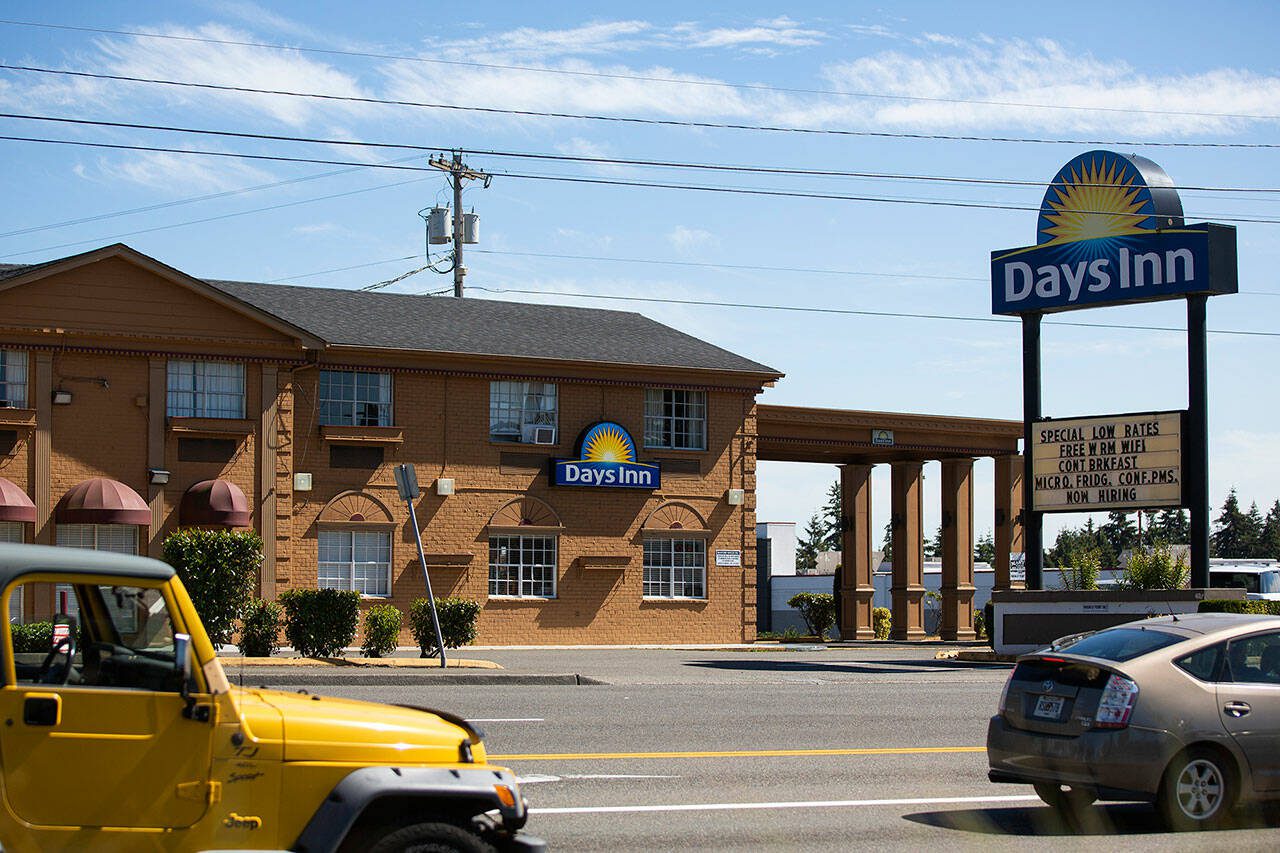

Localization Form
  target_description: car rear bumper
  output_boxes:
[986,715,1178,800]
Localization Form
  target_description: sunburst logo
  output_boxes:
[1037,151,1156,245]
[581,423,636,463]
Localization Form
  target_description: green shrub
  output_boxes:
[1199,599,1280,616]
[237,598,283,657]
[361,603,403,658]
[1058,545,1100,591]
[983,602,996,648]
[973,607,987,640]
[279,588,359,657]
[781,626,801,641]
[410,597,481,656]
[1118,543,1189,590]
[162,528,263,647]
[11,621,54,653]
[787,592,836,639]
[872,607,892,640]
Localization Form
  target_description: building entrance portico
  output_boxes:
[757,405,1023,640]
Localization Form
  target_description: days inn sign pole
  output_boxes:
[992,151,1236,590]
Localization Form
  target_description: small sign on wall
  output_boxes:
[715,549,742,567]
[1009,552,1026,582]
[871,429,894,446]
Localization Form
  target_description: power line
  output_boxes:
[3,111,1278,194]
[3,18,1278,123]
[463,286,1280,339]
[269,255,418,282]
[3,63,1278,150]
[5,133,1280,224]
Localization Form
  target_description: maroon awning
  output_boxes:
[56,478,152,525]
[180,479,250,528]
[0,477,36,523]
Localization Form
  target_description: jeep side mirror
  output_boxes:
[175,632,191,682]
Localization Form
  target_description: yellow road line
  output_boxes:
[489,746,985,761]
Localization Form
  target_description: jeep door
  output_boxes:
[0,574,216,829]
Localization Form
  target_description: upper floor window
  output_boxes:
[490,381,557,444]
[0,350,28,409]
[319,370,392,427]
[167,360,245,418]
[644,389,706,450]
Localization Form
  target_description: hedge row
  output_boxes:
[1199,599,1280,616]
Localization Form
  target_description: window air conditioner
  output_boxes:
[531,426,556,445]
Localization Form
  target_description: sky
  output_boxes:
[1,1,1277,553]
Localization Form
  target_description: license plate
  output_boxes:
[1033,695,1065,719]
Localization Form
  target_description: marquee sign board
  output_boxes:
[553,421,660,489]
[991,151,1237,316]
[1031,411,1183,513]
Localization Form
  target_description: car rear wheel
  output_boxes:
[368,821,496,853]
[1158,748,1235,831]
[1033,782,1097,822]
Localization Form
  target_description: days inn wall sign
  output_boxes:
[991,150,1237,315]
[553,422,661,489]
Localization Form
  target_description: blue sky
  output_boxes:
[2,1,1277,552]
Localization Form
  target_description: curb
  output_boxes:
[225,671,605,687]
[938,649,1017,663]
[222,657,501,669]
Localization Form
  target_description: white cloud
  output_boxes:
[667,225,718,253]
[675,17,827,50]
[90,151,275,193]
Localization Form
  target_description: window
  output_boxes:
[319,370,392,427]
[1175,644,1224,682]
[489,381,557,443]
[0,350,27,408]
[318,529,391,596]
[1226,633,1280,684]
[167,360,245,418]
[2,521,21,622]
[1053,627,1184,662]
[54,524,139,620]
[644,389,706,450]
[489,535,556,598]
[643,538,706,598]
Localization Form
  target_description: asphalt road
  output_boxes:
[282,646,1280,851]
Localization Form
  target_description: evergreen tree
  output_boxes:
[1048,518,1110,568]
[795,512,825,574]
[821,480,842,552]
[1260,500,1280,560]
[974,530,996,564]
[1098,511,1134,566]
[923,525,943,561]
[1245,502,1265,557]
[1138,510,1160,548]
[1152,508,1189,544]
[1211,488,1250,558]
[880,520,893,562]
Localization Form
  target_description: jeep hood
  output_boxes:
[250,688,487,765]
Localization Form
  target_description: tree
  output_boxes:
[1152,508,1189,544]
[795,512,825,574]
[1048,518,1109,568]
[974,530,996,564]
[821,480,843,552]
[1245,502,1265,557]
[1137,510,1160,548]
[1211,488,1251,558]
[1260,500,1280,561]
[161,528,263,647]
[923,525,943,561]
[1099,511,1135,565]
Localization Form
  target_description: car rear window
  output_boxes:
[1055,626,1185,661]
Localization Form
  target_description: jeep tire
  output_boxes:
[368,820,495,853]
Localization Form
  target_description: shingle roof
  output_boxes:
[207,278,779,377]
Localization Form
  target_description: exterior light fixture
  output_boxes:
[435,478,455,496]
[726,488,745,506]
[148,468,171,486]
[52,389,72,405]
[293,473,313,492]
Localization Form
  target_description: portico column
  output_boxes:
[994,454,1025,590]
[839,463,875,640]
[940,458,975,640]
[890,461,925,640]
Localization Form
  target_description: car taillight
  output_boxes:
[1094,673,1138,729]
[998,673,1013,714]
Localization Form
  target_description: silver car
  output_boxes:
[987,612,1280,830]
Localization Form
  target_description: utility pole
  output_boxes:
[428,152,491,297]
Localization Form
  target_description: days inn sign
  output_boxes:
[991,150,1236,315]
[553,422,660,489]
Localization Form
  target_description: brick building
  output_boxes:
[0,244,782,645]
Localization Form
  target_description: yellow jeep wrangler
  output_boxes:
[0,543,544,853]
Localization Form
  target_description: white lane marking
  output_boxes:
[529,794,1042,815]
[517,774,562,784]
[468,718,545,722]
